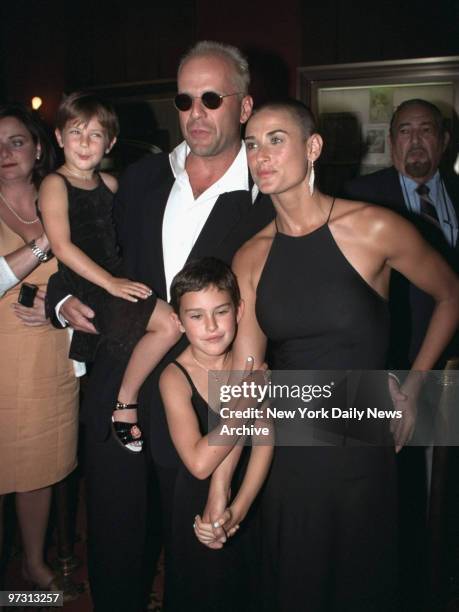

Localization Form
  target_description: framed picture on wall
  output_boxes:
[297,56,459,194]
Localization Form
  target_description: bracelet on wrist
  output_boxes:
[28,239,52,263]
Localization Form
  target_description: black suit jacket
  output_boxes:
[46,152,275,466]
[344,166,459,368]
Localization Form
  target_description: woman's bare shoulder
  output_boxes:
[333,197,407,233]
[234,221,275,265]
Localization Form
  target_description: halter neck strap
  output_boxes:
[274,196,337,234]
[326,197,336,224]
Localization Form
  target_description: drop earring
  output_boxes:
[308,159,315,196]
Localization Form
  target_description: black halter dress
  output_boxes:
[255,202,397,612]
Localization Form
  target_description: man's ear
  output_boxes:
[171,311,185,334]
[55,128,64,148]
[236,299,245,324]
[240,96,254,125]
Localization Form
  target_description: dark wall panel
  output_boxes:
[1,0,458,121]
[301,0,459,67]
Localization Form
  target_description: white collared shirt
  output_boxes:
[162,141,257,300]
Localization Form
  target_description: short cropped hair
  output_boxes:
[178,41,250,95]
[170,257,241,315]
[0,103,56,187]
[251,98,317,139]
[390,98,446,138]
[56,91,119,142]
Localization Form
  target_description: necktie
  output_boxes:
[416,184,440,226]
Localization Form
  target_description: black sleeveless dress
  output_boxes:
[56,174,157,361]
[168,361,258,612]
[255,210,397,611]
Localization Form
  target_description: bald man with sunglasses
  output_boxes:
[46,41,274,612]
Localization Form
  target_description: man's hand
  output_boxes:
[12,289,48,327]
[60,296,98,334]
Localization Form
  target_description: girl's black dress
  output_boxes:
[56,173,157,361]
[168,361,259,612]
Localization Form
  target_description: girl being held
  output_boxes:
[40,92,180,453]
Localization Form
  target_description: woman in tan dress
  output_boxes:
[0,104,78,589]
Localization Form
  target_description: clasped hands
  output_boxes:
[194,502,242,550]
[195,358,270,549]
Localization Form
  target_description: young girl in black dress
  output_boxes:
[159,257,273,611]
[40,92,180,452]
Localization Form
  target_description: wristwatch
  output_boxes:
[29,239,52,263]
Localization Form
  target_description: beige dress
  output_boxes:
[0,218,79,494]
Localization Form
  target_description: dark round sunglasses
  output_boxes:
[174,91,242,112]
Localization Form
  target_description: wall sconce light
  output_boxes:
[31,96,43,111]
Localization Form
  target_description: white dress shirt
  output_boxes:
[162,140,257,300]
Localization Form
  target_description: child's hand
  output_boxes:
[106,277,153,302]
[212,505,243,538]
[242,358,270,399]
[193,515,225,549]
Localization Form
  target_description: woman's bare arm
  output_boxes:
[2,233,49,283]
[375,209,459,449]
[379,209,459,371]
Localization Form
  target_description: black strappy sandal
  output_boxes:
[111,402,143,453]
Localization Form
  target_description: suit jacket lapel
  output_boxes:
[187,189,252,262]
[442,172,459,257]
[124,156,174,300]
[148,171,174,298]
[384,167,407,213]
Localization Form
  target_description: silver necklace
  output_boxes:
[0,190,39,225]
[191,352,229,382]
[63,165,92,181]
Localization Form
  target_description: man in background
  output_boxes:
[345,98,458,367]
